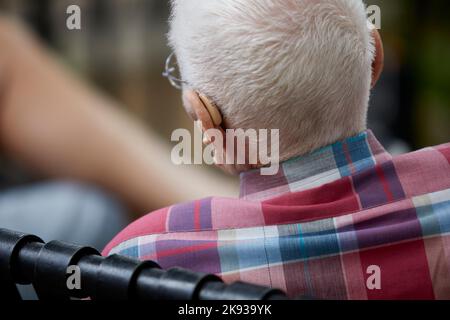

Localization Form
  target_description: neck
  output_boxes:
[239,129,388,201]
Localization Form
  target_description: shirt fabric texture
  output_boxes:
[104,131,450,300]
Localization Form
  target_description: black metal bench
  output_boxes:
[0,228,287,300]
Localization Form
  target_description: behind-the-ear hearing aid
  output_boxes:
[198,93,223,127]
[183,90,225,147]
[186,91,224,164]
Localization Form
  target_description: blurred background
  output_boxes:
[0,0,448,154]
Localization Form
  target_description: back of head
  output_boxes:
[169,0,375,160]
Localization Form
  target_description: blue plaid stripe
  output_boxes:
[333,132,376,177]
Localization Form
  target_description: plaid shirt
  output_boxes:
[104,131,450,300]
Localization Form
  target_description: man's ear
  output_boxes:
[183,90,225,167]
[182,90,222,132]
[371,29,384,88]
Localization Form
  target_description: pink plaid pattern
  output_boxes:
[104,131,450,299]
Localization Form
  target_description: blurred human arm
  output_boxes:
[0,18,237,216]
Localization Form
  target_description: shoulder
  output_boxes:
[388,142,450,197]
[393,142,450,166]
[433,142,450,161]
[102,196,264,256]
[102,197,221,255]
[102,205,171,256]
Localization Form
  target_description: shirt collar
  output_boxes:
[239,130,392,201]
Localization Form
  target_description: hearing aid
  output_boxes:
[198,93,222,127]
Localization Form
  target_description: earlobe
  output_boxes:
[371,29,384,88]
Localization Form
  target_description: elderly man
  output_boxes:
[104,0,450,300]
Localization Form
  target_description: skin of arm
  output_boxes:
[0,18,237,217]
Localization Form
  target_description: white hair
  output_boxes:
[169,0,375,160]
